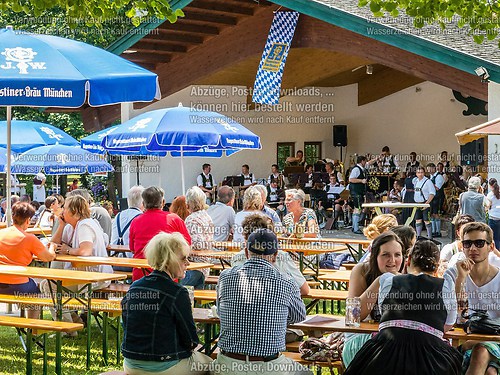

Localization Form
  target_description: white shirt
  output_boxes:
[445,259,500,319]
[110,207,142,252]
[239,173,255,186]
[487,191,500,220]
[381,155,399,173]
[412,176,436,203]
[431,172,445,190]
[207,202,236,242]
[10,174,20,194]
[197,172,215,189]
[348,164,364,180]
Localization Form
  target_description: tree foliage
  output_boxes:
[359,0,500,46]
[1,1,184,30]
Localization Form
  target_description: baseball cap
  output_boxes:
[247,228,279,255]
[468,176,481,189]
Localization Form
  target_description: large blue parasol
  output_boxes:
[0,25,160,228]
[99,105,261,192]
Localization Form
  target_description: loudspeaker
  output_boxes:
[460,138,484,166]
[119,198,128,210]
[333,125,347,147]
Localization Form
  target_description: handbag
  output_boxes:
[299,332,344,362]
[464,310,500,335]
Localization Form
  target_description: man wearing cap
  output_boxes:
[457,176,488,223]
[214,228,310,375]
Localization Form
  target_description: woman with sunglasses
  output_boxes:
[345,239,462,375]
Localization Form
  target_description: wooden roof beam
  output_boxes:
[160,21,220,35]
[182,8,239,25]
[135,40,189,53]
[189,0,255,16]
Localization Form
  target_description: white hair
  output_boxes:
[127,185,145,208]
[185,186,206,212]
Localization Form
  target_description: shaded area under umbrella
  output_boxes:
[100,105,261,193]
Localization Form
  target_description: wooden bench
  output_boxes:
[99,283,130,296]
[0,315,82,375]
[283,351,344,374]
[0,294,122,365]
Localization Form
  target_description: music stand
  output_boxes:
[223,175,244,187]
[284,166,305,177]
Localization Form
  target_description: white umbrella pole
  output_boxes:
[181,146,185,194]
[56,175,58,193]
[6,106,12,226]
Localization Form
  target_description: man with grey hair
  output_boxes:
[254,184,283,231]
[458,176,488,223]
[67,188,112,240]
[207,185,236,241]
[111,186,145,259]
[129,186,191,281]
[215,228,309,374]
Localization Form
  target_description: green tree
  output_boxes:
[359,0,500,46]
[1,1,183,29]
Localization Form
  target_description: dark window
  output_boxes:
[304,142,322,166]
[277,142,295,170]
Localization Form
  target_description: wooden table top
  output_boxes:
[54,255,213,271]
[193,288,348,303]
[107,244,131,253]
[190,250,239,258]
[362,202,430,209]
[215,241,348,255]
[277,237,371,246]
[317,270,352,283]
[0,264,125,287]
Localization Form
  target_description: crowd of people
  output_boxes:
[1,148,500,374]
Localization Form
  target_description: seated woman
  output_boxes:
[41,195,112,325]
[359,213,398,262]
[233,186,265,243]
[121,232,212,374]
[0,202,55,299]
[182,186,215,289]
[391,225,416,272]
[170,195,189,221]
[343,232,403,367]
[231,213,310,296]
[345,240,462,375]
[37,195,60,227]
[282,189,320,238]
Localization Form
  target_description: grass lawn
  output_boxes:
[0,298,346,374]
[0,321,122,374]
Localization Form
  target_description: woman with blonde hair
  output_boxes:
[122,232,212,374]
[183,186,215,289]
[233,186,266,242]
[359,213,398,263]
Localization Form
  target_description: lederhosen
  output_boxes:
[350,165,366,210]
[414,177,431,221]
[242,173,253,186]
[269,173,284,189]
[430,173,444,215]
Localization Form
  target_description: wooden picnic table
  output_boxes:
[215,241,348,279]
[55,255,214,272]
[278,237,371,261]
[362,202,430,226]
[0,265,125,374]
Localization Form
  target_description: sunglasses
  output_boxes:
[462,239,490,249]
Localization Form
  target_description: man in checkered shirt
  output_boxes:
[213,228,311,374]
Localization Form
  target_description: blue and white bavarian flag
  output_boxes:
[252,12,299,105]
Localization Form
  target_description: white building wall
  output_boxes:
[488,82,500,182]
[124,82,486,201]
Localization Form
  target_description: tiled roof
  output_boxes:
[324,0,499,65]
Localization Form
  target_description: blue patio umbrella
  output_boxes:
[0,120,79,153]
[0,26,160,238]
[11,144,114,175]
[0,147,11,173]
[100,105,261,192]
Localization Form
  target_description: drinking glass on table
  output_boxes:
[345,297,361,327]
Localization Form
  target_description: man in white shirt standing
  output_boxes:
[197,163,216,204]
[412,166,435,239]
[428,163,445,238]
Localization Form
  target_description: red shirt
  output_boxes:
[129,209,191,281]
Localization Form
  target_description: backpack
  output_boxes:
[319,253,355,270]
[299,332,344,362]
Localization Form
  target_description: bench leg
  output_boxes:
[26,329,32,375]
[116,316,121,365]
[102,312,109,365]
[42,333,47,375]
